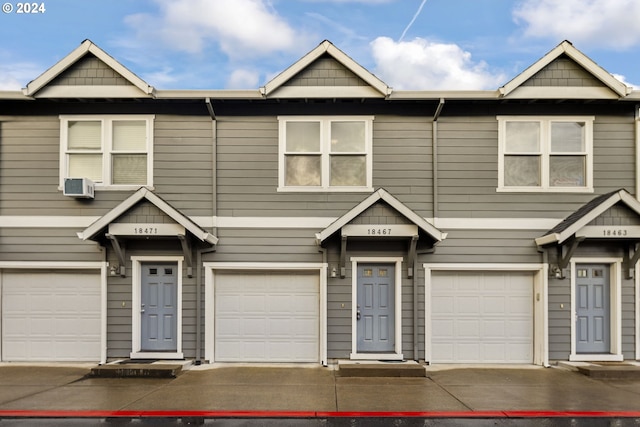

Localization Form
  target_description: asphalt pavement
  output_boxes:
[0,363,639,425]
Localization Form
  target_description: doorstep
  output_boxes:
[337,360,426,377]
[89,359,192,378]
[558,360,640,379]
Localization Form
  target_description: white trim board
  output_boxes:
[0,215,561,230]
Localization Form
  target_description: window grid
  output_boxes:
[279,116,373,191]
[498,116,594,192]
[61,115,154,189]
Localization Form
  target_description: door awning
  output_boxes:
[78,187,217,277]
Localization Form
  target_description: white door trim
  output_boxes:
[570,258,623,362]
[350,257,404,360]
[131,256,184,360]
[423,263,548,366]
[0,261,107,364]
[203,262,327,365]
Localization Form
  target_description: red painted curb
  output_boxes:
[1,410,640,418]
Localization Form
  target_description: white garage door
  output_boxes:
[431,271,533,363]
[2,271,101,362]
[215,271,319,362]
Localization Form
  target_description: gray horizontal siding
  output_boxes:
[0,228,102,262]
[0,115,214,217]
[216,116,432,218]
[436,115,636,219]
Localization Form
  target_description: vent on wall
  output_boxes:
[63,178,95,199]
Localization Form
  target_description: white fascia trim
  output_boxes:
[0,215,563,230]
[204,262,325,270]
[0,261,104,269]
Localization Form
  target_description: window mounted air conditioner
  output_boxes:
[63,178,95,199]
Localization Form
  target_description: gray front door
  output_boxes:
[576,264,610,354]
[357,263,395,352]
[141,263,178,351]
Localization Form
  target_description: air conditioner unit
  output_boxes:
[63,178,95,199]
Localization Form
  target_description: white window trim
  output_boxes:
[277,115,374,192]
[350,256,404,361]
[131,256,184,360]
[59,115,155,190]
[569,258,623,362]
[497,116,594,193]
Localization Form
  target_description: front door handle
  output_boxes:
[141,304,145,313]
[357,310,361,320]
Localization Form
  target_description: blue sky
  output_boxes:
[1,0,640,91]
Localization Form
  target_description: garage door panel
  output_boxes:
[431,271,533,364]
[2,272,101,362]
[215,271,319,362]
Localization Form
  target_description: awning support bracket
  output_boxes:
[106,233,126,277]
[340,235,347,279]
[178,234,194,278]
[407,235,418,278]
[624,243,640,279]
[555,236,585,278]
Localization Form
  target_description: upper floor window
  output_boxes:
[278,116,373,191]
[60,115,154,189]
[498,116,594,192]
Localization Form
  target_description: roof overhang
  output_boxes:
[535,189,640,247]
[23,39,155,98]
[315,188,445,245]
[78,187,218,246]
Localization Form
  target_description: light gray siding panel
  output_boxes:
[216,115,432,217]
[0,228,103,262]
[0,115,214,217]
[427,230,542,264]
[436,115,636,219]
[522,57,605,88]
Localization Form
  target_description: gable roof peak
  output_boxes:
[23,39,155,98]
[261,39,391,98]
[500,39,629,98]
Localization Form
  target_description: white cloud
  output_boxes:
[612,73,639,90]
[513,0,640,49]
[370,37,506,90]
[124,0,302,57]
[227,68,261,89]
[0,62,42,90]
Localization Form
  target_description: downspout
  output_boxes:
[414,99,445,362]
[194,98,218,365]
[633,105,640,200]
[432,98,445,220]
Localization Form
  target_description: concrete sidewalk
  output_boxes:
[0,363,639,415]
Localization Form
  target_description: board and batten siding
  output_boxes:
[436,115,636,219]
[215,115,432,218]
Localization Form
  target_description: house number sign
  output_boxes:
[578,225,640,239]
[108,223,186,237]
[342,224,418,237]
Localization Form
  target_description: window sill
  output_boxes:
[496,187,594,193]
[277,186,373,193]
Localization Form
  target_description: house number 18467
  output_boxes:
[368,228,392,235]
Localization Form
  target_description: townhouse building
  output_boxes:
[0,39,638,366]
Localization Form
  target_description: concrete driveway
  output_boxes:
[0,364,639,417]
